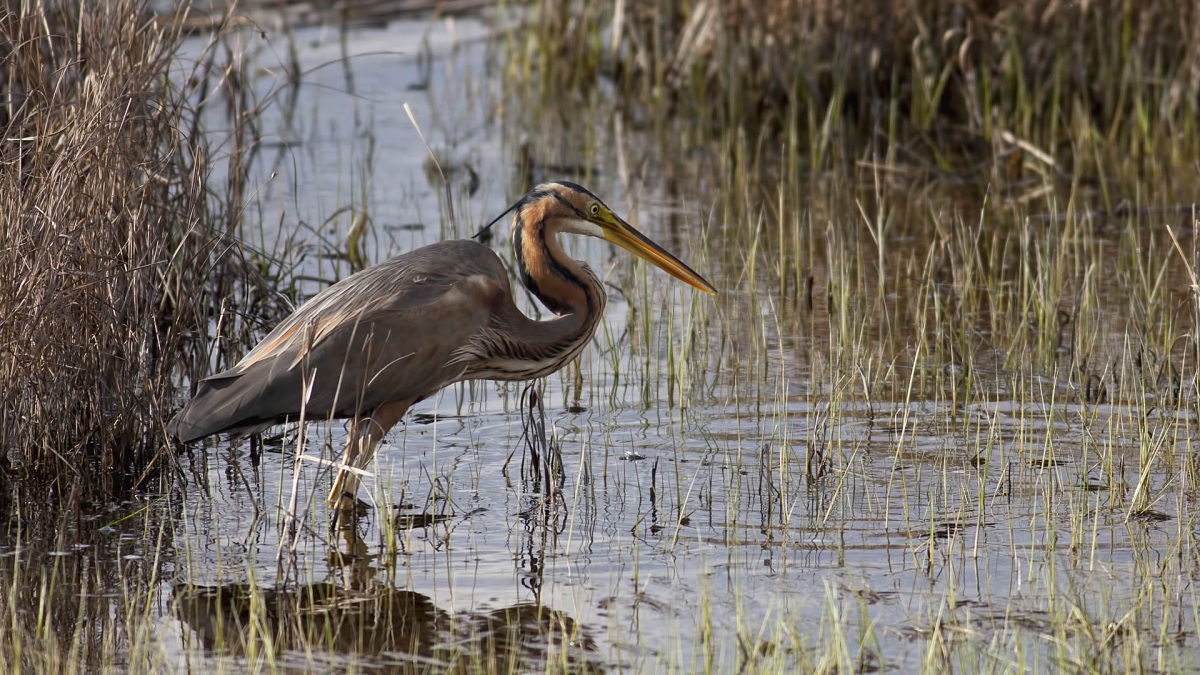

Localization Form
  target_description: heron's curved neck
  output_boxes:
[471,203,605,380]
[512,203,603,322]
[460,199,609,382]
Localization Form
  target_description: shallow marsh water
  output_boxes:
[9,8,1200,674]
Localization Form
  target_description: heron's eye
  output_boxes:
[589,203,600,216]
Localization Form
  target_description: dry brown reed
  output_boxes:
[529,0,1200,153]
[0,0,277,502]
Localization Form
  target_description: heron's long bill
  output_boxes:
[604,217,718,295]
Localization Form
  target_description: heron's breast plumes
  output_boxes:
[456,200,609,381]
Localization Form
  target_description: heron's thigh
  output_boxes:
[363,399,411,444]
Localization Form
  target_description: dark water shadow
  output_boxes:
[173,579,602,673]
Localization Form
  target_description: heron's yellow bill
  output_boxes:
[602,216,718,295]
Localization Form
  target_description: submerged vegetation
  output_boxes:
[2,0,1200,672]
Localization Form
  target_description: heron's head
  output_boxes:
[508,181,718,295]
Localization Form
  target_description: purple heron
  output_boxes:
[169,182,716,512]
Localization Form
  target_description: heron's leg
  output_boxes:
[327,400,411,511]
[328,420,368,512]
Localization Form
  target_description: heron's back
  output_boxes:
[169,239,511,442]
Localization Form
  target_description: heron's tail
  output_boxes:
[170,363,306,443]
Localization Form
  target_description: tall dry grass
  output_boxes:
[0,1,278,503]
[524,0,1200,158]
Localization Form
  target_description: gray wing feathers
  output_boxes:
[169,240,509,442]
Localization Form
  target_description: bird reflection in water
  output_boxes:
[176,495,598,672]
[172,581,601,673]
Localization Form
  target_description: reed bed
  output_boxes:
[0,0,284,502]
[0,0,311,670]
[520,0,1200,163]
